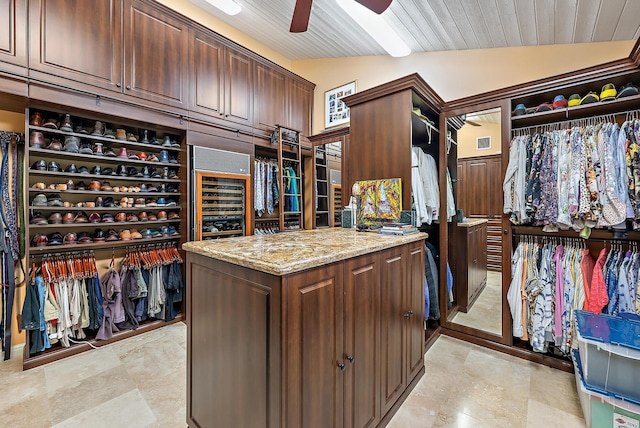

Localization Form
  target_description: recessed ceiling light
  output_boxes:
[204,0,242,16]
[336,0,410,57]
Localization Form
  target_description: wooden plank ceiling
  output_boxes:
[187,0,640,59]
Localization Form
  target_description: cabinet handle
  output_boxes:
[337,362,346,371]
[116,82,121,88]
[403,310,413,319]
[346,355,354,363]
[126,85,131,90]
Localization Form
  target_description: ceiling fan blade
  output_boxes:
[290,0,313,33]
[466,120,481,127]
[355,0,392,14]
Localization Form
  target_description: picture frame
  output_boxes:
[325,81,356,129]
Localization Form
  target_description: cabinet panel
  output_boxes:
[466,159,491,217]
[189,30,223,116]
[29,0,122,90]
[287,78,313,137]
[224,49,253,125]
[254,63,287,130]
[0,0,27,71]
[406,243,425,381]
[344,254,379,428]
[379,246,406,415]
[285,264,343,428]
[125,0,188,107]
[189,263,270,428]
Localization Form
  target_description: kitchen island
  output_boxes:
[183,228,427,428]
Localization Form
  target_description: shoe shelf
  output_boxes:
[24,106,186,369]
[28,235,182,253]
[202,230,243,238]
[28,125,183,153]
[27,169,181,183]
[28,147,181,168]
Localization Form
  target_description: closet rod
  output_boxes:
[29,240,180,258]
[511,110,627,135]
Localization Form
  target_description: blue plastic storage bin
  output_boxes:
[575,310,640,401]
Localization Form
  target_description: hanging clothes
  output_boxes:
[254,159,279,216]
[411,147,439,226]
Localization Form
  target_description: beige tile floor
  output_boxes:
[0,323,586,428]
[452,270,503,335]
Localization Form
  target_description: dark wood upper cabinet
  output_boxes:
[0,0,27,73]
[124,0,188,108]
[224,49,253,125]
[28,0,122,91]
[254,63,286,131]
[189,30,223,117]
[287,77,313,137]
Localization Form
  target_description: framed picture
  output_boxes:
[325,81,356,128]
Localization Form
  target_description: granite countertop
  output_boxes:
[182,228,428,276]
[457,218,488,227]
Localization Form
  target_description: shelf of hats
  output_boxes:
[23,107,187,368]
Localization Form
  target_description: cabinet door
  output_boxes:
[224,49,253,125]
[0,0,27,72]
[379,246,406,415]
[406,243,425,382]
[287,78,313,137]
[189,30,224,118]
[344,254,380,428]
[29,0,122,91]
[285,264,344,428]
[466,158,492,217]
[478,224,488,285]
[124,0,188,107]
[254,63,286,130]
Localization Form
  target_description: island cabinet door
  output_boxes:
[379,245,407,415]
[405,243,426,382]
[343,254,381,428]
[284,263,344,428]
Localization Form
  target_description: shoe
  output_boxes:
[77,231,92,243]
[617,83,639,99]
[116,129,127,140]
[101,167,114,176]
[568,94,581,107]
[60,114,73,132]
[63,232,77,244]
[89,212,102,223]
[104,197,116,207]
[90,165,101,175]
[45,138,63,151]
[84,201,95,208]
[127,213,139,222]
[119,229,132,241]
[31,233,48,247]
[32,182,46,190]
[170,139,180,148]
[75,181,87,190]
[130,228,143,239]
[93,142,104,156]
[47,212,62,224]
[74,126,88,134]
[141,130,150,143]
[141,166,150,178]
[167,225,178,236]
[128,167,142,177]
[117,165,128,177]
[119,197,129,208]
[535,103,552,113]
[145,198,157,207]
[105,229,119,241]
[167,211,180,220]
[146,154,159,162]
[102,213,115,223]
[600,83,617,101]
[128,152,139,160]
[147,185,158,192]
[159,150,170,163]
[104,128,116,139]
[65,163,78,173]
[30,213,48,225]
[149,228,161,238]
[95,196,104,207]
[138,212,148,221]
[127,133,137,142]
[48,161,62,172]
[78,165,90,174]
[74,212,89,223]
[150,168,161,179]
[156,197,166,206]
[47,194,63,207]
[65,179,75,190]
[134,197,146,208]
[80,140,93,154]
[579,91,599,105]
[104,147,117,157]
[157,211,167,220]
[62,212,75,224]
[150,137,161,146]
[91,121,105,136]
[165,199,177,207]
[62,135,80,153]
[160,226,169,236]
[89,180,101,191]
[137,152,147,161]
[31,160,47,171]
[47,232,63,245]
[42,118,59,129]
[29,112,43,127]
[101,182,113,191]
[93,228,106,242]
[162,136,172,147]
[119,186,128,193]
[141,228,153,238]
[115,212,127,222]
[30,132,46,148]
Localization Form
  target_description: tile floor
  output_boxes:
[0,323,586,427]
[452,271,503,335]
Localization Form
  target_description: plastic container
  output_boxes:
[573,349,640,428]
[575,310,640,401]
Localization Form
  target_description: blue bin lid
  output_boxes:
[574,310,640,352]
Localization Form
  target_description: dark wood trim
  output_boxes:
[308,126,349,143]
[440,328,574,373]
[630,38,640,66]
[23,316,185,370]
[343,73,444,111]
[0,71,27,99]
[513,226,640,241]
[457,153,501,162]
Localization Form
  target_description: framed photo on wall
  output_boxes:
[325,81,356,129]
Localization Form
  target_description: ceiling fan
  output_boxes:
[290,0,393,32]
